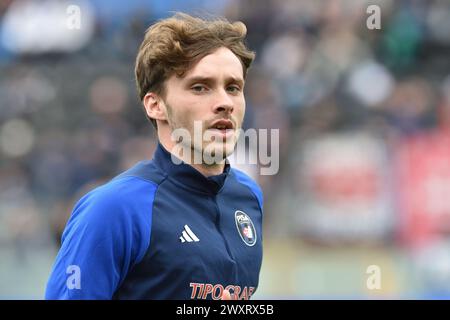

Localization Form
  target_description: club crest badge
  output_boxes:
[234,210,257,246]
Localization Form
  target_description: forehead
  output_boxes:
[182,47,244,80]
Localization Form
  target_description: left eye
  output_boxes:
[227,86,241,93]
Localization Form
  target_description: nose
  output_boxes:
[213,89,234,114]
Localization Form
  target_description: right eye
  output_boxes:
[191,85,208,92]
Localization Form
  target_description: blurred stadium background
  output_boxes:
[1,0,450,299]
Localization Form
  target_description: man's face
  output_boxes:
[162,47,246,163]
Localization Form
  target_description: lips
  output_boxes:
[207,119,235,139]
[209,119,234,130]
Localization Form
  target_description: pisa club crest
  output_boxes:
[235,210,257,246]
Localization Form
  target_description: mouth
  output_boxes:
[207,119,235,139]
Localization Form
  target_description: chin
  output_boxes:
[223,144,236,158]
[203,142,235,163]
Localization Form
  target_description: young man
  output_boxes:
[45,13,263,300]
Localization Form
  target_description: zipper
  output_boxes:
[212,195,238,282]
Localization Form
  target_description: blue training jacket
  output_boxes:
[45,143,263,300]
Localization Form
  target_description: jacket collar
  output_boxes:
[153,143,230,195]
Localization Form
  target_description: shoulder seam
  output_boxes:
[131,173,170,266]
[114,174,164,187]
[231,170,263,215]
[114,162,168,185]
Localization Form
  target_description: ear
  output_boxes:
[143,92,168,122]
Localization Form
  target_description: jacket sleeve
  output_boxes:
[45,177,157,299]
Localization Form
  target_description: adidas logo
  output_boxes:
[179,225,200,243]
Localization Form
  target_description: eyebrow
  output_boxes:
[185,76,244,87]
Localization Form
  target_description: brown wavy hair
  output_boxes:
[135,12,255,127]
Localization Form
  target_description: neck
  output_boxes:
[158,135,225,177]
